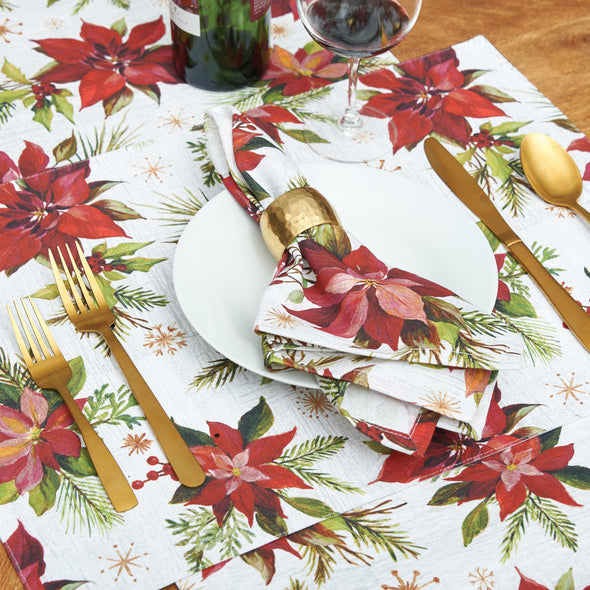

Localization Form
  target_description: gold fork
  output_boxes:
[7,298,138,512]
[49,243,205,488]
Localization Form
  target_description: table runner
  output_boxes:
[0,2,589,589]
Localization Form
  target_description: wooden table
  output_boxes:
[1,1,588,588]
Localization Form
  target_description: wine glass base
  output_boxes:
[300,105,392,163]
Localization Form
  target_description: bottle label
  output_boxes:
[250,0,271,21]
[169,0,201,36]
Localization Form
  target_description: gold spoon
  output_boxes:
[520,132,589,223]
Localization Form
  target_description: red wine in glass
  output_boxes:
[296,0,421,162]
[304,0,411,59]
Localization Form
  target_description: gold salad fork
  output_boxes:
[49,243,205,488]
[7,298,138,512]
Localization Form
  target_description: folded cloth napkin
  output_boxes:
[205,105,522,453]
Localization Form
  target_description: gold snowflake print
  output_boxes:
[382,570,440,590]
[177,581,204,590]
[468,566,495,589]
[121,432,153,455]
[265,308,300,329]
[144,324,188,356]
[158,109,193,130]
[295,387,337,418]
[546,204,575,219]
[134,156,172,183]
[419,391,461,418]
[0,18,22,42]
[547,372,589,405]
[271,22,293,39]
[45,18,63,30]
[353,130,375,144]
[99,543,149,582]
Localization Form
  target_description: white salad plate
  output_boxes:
[173,164,498,387]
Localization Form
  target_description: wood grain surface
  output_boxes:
[1,1,588,589]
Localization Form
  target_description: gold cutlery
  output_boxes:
[49,243,206,488]
[520,132,590,223]
[7,298,138,512]
[424,137,590,353]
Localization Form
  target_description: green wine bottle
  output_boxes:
[169,0,271,91]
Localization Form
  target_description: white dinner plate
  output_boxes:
[173,164,498,387]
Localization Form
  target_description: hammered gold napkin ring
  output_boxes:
[260,187,341,259]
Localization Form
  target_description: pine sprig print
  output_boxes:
[273,87,335,123]
[338,500,423,561]
[76,113,142,158]
[498,315,560,364]
[463,310,510,338]
[358,55,397,72]
[529,494,577,550]
[189,358,246,391]
[278,435,347,465]
[500,494,577,562]
[300,500,421,586]
[69,0,130,15]
[83,384,144,429]
[57,471,124,535]
[0,101,15,125]
[277,436,362,494]
[318,378,347,405]
[0,348,32,391]
[500,502,527,562]
[463,310,560,364]
[188,137,223,187]
[300,539,371,586]
[148,188,206,242]
[230,84,270,111]
[113,286,168,312]
[167,507,255,573]
[497,157,530,217]
[501,243,564,298]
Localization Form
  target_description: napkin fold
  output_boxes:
[205,105,522,453]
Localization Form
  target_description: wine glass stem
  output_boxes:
[340,57,361,131]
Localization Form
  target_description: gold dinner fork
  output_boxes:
[49,243,205,488]
[7,298,138,513]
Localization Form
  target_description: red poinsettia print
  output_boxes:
[374,429,481,484]
[0,388,81,495]
[263,46,348,96]
[447,434,581,520]
[271,0,299,18]
[567,136,590,181]
[187,421,311,526]
[360,48,507,153]
[5,521,84,589]
[34,17,180,115]
[242,105,303,145]
[232,112,267,172]
[287,240,454,351]
[0,152,19,183]
[0,141,129,273]
[375,384,554,486]
[515,567,590,590]
[495,253,511,302]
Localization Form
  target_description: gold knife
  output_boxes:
[424,137,590,353]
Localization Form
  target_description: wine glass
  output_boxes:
[296,0,422,162]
